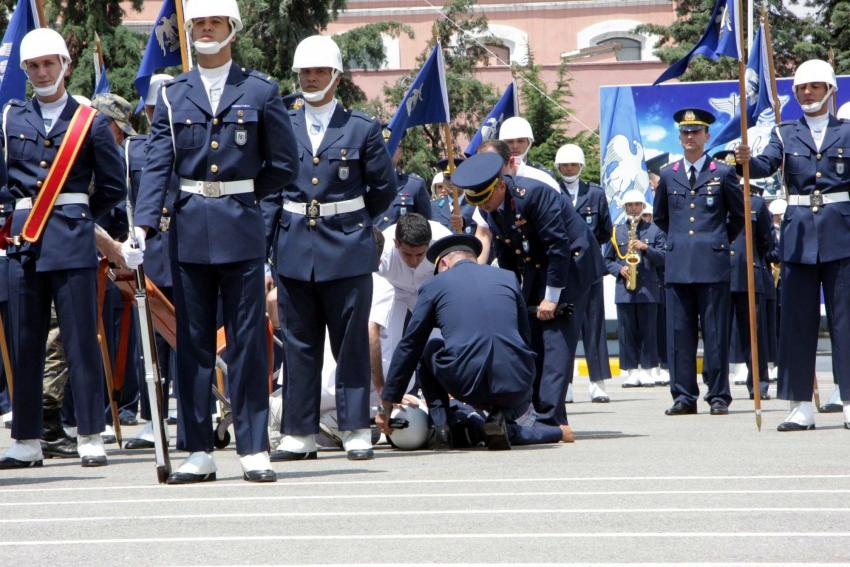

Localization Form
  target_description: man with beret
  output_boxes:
[376,233,537,450]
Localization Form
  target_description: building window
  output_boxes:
[483,43,511,66]
[596,37,642,61]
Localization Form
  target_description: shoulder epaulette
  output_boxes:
[244,68,272,83]
[349,110,375,122]
[510,183,529,198]
[5,99,25,107]
[407,172,424,182]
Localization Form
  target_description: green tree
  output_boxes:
[0,0,17,30]
[806,1,850,73]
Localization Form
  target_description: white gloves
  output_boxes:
[121,226,147,269]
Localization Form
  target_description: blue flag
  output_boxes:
[710,23,775,148]
[599,86,652,224]
[134,0,182,111]
[654,0,741,85]
[386,43,450,156]
[464,82,517,156]
[0,0,39,108]
[94,62,110,95]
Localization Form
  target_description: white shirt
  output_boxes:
[39,93,68,134]
[563,179,580,205]
[682,154,708,178]
[516,160,560,191]
[804,113,830,151]
[304,98,337,155]
[198,60,231,115]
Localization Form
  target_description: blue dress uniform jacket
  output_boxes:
[747,117,850,264]
[568,181,613,246]
[431,195,478,235]
[2,97,126,271]
[273,105,396,282]
[653,157,745,283]
[373,171,432,230]
[134,64,299,264]
[605,220,666,303]
[729,195,772,294]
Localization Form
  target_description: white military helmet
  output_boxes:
[19,28,70,70]
[554,144,586,166]
[838,102,850,121]
[145,74,174,107]
[292,35,343,73]
[621,189,648,207]
[792,59,837,114]
[184,0,243,31]
[499,116,534,142]
[388,406,429,450]
[768,198,787,216]
[431,171,445,192]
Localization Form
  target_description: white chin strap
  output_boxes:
[32,62,67,98]
[798,86,833,115]
[300,70,340,103]
[562,174,580,183]
[191,19,237,56]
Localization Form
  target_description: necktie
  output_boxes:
[310,120,323,135]
[689,165,696,189]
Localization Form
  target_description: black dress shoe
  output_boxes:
[777,421,815,432]
[665,401,697,416]
[243,469,277,482]
[820,403,843,413]
[124,438,156,450]
[41,437,78,459]
[483,412,511,451]
[81,455,108,467]
[166,416,178,425]
[120,416,140,426]
[591,395,611,403]
[844,422,850,430]
[428,425,453,450]
[102,435,117,445]
[346,448,374,461]
[710,401,729,415]
[0,457,43,469]
[269,450,317,462]
[3,421,10,429]
[749,392,771,400]
[166,471,216,484]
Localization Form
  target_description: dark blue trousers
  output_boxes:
[778,259,850,401]
[0,301,10,416]
[8,262,105,438]
[730,291,769,396]
[530,288,590,425]
[278,273,372,435]
[666,282,732,406]
[616,302,658,370]
[656,282,668,366]
[580,279,611,381]
[173,260,268,455]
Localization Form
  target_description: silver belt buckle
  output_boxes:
[307,202,320,219]
[202,181,223,198]
[810,193,823,212]
[159,215,171,232]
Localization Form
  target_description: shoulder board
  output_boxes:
[407,172,424,182]
[349,110,375,122]
[510,184,529,198]
[587,182,604,191]
[5,99,25,108]
[660,162,675,172]
[776,120,797,129]
[127,134,147,143]
[244,68,273,83]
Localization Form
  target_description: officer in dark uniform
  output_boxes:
[130,0,299,482]
[736,59,850,430]
[373,128,431,231]
[430,171,478,235]
[556,143,613,402]
[459,148,605,427]
[376,234,539,450]
[270,35,396,462]
[654,108,744,416]
[0,28,125,469]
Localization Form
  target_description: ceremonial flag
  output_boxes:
[93,32,110,95]
[0,0,40,108]
[464,81,517,156]
[654,0,741,85]
[134,0,182,111]
[386,43,450,156]
[599,86,651,224]
[710,23,774,148]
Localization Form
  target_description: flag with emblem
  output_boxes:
[386,43,450,156]
[133,0,183,111]
[653,0,741,85]
[464,81,517,157]
[0,0,40,108]
[93,32,111,95]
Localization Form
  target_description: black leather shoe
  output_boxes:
[81,455,107,467]
[591,395,611,403]
[483,412,511,451]
[844,422,850,430]
[777,421,815,432]
[427,425,452,450]
[0,457,43,469]
[124,438,155,450]
[3,421,10,429]
[346,449,374,461]
[269,450,317,462]
[749,392,771,400]
[665,401,697,416]
[102,435,117,445]
[710,401,729,415]
[820,403,843,413]
[120,416,140,426]
[243,469,277,482]
[41,437,78,459]
[166,416,177,425]
[166,471,216,484]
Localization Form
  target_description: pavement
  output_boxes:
[1,364,848,566]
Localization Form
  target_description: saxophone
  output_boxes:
[625,215,641,292]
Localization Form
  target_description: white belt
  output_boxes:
[787,193,850,208]
[15,193,89,210]
[180,179,254,198]
[283,196,365,217]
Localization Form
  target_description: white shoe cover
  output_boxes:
[731,363,748,385]
[176,451,216,475]
[77,434,106,458]
[784,401,815,427]
[826,386,842,406]
[622,369,641,387]
[637,368,655,386]
[589,380,609,399]
[135,422,156,443]
[0,411,11,424]
[4,439,42,461]
[341,428,372,452]
[240,451,272,473]
[565,383,574,403]
[843,403,850,424]
[277,434,317,453]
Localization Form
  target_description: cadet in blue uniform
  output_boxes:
[735,60,850,430]
[373,130,431,230]
[461,148,605,427]
[376,234,544,450]
[270,35,396,461]
[654,108,744,416]
[0,29,125,469]
[605,190,666,387]
[128,0,298,482]
[556,143,613,402]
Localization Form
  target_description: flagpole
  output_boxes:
[174,0,190,72]
[737,0,762,431]
[828,48,838,114]
[760,6,781,123]
[94,32,105,88]
[442,123,462,234]
[33,0,46,27]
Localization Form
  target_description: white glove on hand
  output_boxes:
[121,226,147,269]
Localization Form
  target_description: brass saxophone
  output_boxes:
[625,215,641,292]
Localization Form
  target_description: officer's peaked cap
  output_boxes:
[426,234,483,271]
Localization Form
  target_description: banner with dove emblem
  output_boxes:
[0,0,40,108]
[133,0,182,112]
[464,81,517,157]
